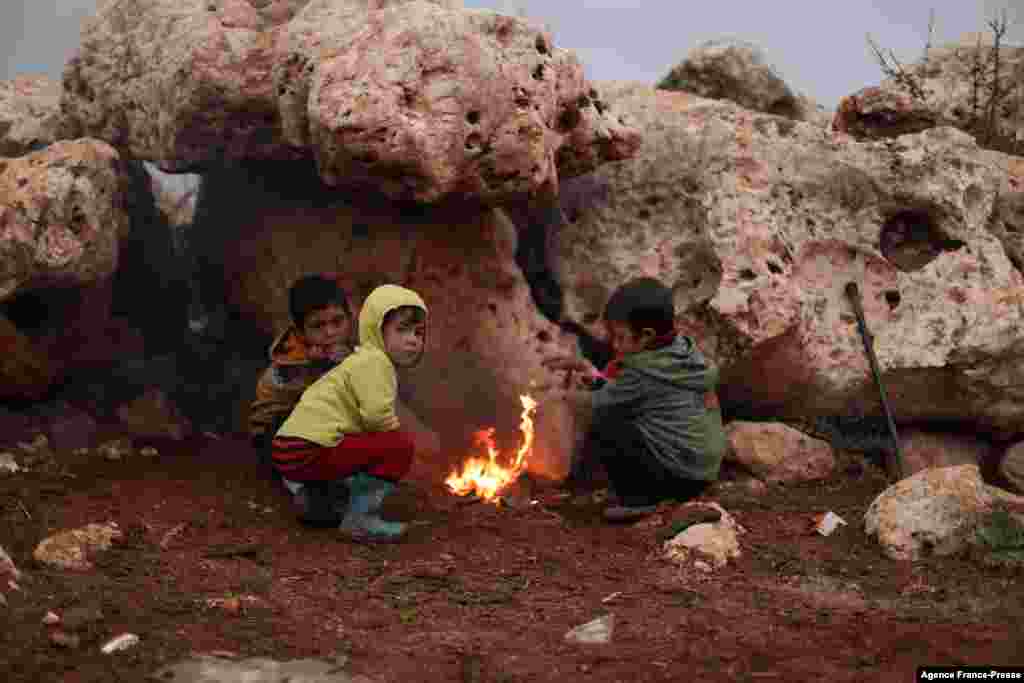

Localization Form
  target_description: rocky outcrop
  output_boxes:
[0,75,65,157]
[1,140,132,399]
[61,0,640,203]
[725,421,836,483]
[196,161,579,478]
[537,82,1024,438]
[834,36,1024,154]
[658,40,827,126]
[898,429,989,478]
[864,464,1023,560]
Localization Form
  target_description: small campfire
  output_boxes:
[445,395,538,502]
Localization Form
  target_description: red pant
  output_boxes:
[272,431,414,483]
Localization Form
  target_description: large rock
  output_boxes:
[0,75,66,157]
[1,140,131,399]
[833,35,1024,154]
[725,421,836,483]
[61,0,640,203]
[658,40,827,126]
[200,162,579,478]
[898,429,989,478]
[538,82,1024,438]
[864,464,1024,560]
[0,140,126,300]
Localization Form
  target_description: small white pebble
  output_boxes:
[43,611,61,625]
[101,633,140,654]
[139,446,159,457]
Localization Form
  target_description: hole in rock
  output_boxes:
[884,290,901,310]
[466,111,480,125]
[766,261,783,274]
[532,64,545,81]
[1,286,82,340]
[536,330,552,343]
[879,209,964,272]
[739,268,758,281]
[535,35,549,55]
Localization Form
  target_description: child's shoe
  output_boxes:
[603,495,659,522]
[293,481,343,526]
[338,472,407,543]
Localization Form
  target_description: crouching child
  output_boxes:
[272,285,428,542]
[549,277,726,522]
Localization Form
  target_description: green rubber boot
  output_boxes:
[339,473,407,542]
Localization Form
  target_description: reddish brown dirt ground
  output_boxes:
[2,419,1022,683]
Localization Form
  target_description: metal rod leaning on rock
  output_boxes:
[844,282,905,480]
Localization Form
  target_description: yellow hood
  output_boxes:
[357,284,428,355]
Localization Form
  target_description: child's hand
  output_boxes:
[541,355,588,373]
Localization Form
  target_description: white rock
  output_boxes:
[0,453,21,473]
[100,633,139,654]
[564,614,615,645]
[664,503,743,570]
[43,611,61,625]
[864,464,1024,560]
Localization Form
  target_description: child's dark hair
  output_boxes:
[604,277,675,335]
[289,274,350,328]
[383,305,427,328]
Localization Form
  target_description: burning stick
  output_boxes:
[445,395,538,502]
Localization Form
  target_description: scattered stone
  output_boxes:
[17,434,50,454]
[814,511,848,537]
[100,633,139,654]
[96,438,133,461]
[0,452,21,474]
[50,631,81,649]
[33,522,123,571]
[42,611,60,625]
[725,421,837,483]
[139,446,159,458]
[663,503,744,570]
[864,464,1024,561]
[564,614,615,645]
[151,653,354,682]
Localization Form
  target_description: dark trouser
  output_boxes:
[587,416,708,507]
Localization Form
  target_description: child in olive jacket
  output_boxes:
[549,277,725,522]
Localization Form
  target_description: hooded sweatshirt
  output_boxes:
[590,335,725,481]
[276,285,428,447]
[248,326,352,439]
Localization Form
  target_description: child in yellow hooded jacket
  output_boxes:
[273,284,428,542]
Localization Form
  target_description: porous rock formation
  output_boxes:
[0,140,130,398]
[658,39,828,126]
[834,35,1024,154]
[530,81,1024,438]
[61,0,640,203]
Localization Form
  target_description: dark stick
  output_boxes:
[845,282,905,479]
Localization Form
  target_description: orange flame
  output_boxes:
[445,395,538,501]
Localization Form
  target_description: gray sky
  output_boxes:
[1,0,1021,108]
